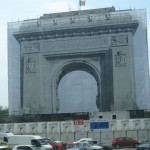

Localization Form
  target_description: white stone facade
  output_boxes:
[8,7,150,115]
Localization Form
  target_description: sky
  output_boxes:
[0,0,150,107]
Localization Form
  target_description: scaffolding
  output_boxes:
[7,7,149,115]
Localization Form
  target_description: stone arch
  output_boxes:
[51,60,101,113]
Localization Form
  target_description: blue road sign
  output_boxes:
[90,120,109,131]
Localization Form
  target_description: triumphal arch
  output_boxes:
[13,7,139,114]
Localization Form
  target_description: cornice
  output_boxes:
[13,21,139,42]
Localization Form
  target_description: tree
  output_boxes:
[0,105,8,116]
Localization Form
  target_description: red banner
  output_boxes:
[74,119,84,125]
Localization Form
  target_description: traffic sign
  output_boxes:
[90,119,109,132]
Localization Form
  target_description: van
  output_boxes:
[8,135,53,150]
[0,132,14,142]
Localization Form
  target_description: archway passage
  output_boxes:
[58,70,99,113]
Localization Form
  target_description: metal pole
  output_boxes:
[100,130,101,141]
[147,129,149,141]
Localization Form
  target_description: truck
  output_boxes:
[8,135,53,150]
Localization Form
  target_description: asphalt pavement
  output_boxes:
[113,148,136,150]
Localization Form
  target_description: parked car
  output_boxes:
[112,137,140,148]
[66,140,93,150]
[74,141,102,150]
[43,138,64,150]
[12,145,38,150]
[80,142,102,150]
[75,138,113,150]
[136,142,150,150]
[75,138,93,143]
[66,142,91,150]
[75,138,100,146]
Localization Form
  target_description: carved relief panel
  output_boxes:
[25,57,36,73]
[22,42,40,53]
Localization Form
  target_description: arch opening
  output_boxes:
[58,70,99,113]
[54,62,101,113]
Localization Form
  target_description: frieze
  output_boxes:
[23,42,40,53]
[44,36,108,53]
[111,35,128,46]
[115,51,127,67]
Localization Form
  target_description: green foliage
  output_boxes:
[0,106,8,116]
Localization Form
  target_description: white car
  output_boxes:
[12,145,39,150]
[74,138,103,150]
[74,142,102,150]
[0,140,8,150]
[75,138,100,146]
[0,145,8,150]
[75,138,113,150]
[81,142,102,150]
[75,138,93,143]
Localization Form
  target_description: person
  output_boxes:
[3,137,8,142]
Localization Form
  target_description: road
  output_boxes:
[114,149,135,150]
